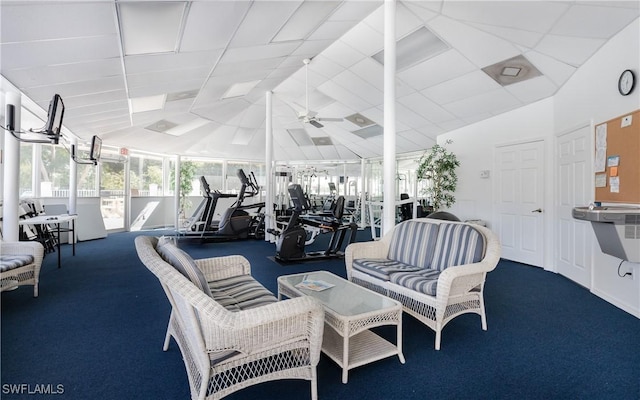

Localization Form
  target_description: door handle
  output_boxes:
[531,208,543,213]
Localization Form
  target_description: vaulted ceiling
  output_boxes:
[1,1,638,161]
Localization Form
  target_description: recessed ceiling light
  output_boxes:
[345,113,375,128]
[501,67,521,77]
[351,124,383,139]
[482,55,542,86]
[145,119,178,133]
[165,118,210,136]
[129,94,166,113]
[166,90,199,102]
[221,80,262,99]
[312,137,333,146]
[372,26,449,71]
[118,2,188,56]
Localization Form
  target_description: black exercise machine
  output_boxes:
[274,183,358,262]
[178,169,265,242]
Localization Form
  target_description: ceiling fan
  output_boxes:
[295,58,343,128]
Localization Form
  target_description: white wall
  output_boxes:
[437,18,640,317]
[553,18,640,317]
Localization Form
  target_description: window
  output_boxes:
[40,144,70,197]
[130,154,163,196]
[19,143,34,197]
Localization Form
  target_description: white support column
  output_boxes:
[3,92,21,241]
[174,155,181,229]
[69,137,78,216]
[360,158,366,229]
[265,91,275,242]
[383,0,397,236]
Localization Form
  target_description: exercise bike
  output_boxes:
[273,183,358,262]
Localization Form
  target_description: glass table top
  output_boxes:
[279,270,398,317]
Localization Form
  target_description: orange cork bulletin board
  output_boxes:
[594,109,640,204]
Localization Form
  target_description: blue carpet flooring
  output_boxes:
[2,229,639,400]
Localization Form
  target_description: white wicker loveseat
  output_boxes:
[134,236,325,400]
[1,240,45,297]
[345,219,501,350]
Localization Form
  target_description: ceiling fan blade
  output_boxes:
[308,119,324,128]
[317,117,343,122]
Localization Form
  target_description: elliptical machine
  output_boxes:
[274,183,358,262]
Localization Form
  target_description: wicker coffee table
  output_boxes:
[278,270,405,383]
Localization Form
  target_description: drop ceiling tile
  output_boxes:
[468,23,544,49]
[397,92,456,124]
[395,104,432,129]
[331,69,383,105]
[223,42,303,64]
[321,40,368,69]
[441,1,570,33]
[231,1,300,47]
[551,4,639,39]
[443,88,521,119]
[402,1,439,23]
[0,3,116,43]
[180,1,251,52]
[308,21,359,42]
[69,100,129,118]
[329,1,382,22]
[126,67,210,88]
[397,49,476,91]
[23,76,125,103]
[339,21,384,57]
[506,76,558,104]
[6,59,122,91]
[127,79,203,98]
[535,35,606,66]
[61,90,128,109]
[362,1,426,39]
[524,51,576,87]
[125,50,222,74]
[317,145,340,160]
[1,36,120,70]
[422,70,501,105]
[317,80,372,111]
[428,16,520,68]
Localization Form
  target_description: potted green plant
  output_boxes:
[172,161,197,220]
[416,143,459,211]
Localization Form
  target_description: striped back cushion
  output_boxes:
[388,220,440,269]
[156,237,213,298]
[431,223,485,271]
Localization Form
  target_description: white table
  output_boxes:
[19,214,77,269]
[278,270,405,383]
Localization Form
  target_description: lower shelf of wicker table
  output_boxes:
[321,324,403,383]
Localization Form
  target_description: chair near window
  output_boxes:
[1,241,45,297]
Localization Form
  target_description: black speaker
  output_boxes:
[6,104,15,131]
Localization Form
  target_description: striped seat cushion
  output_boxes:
[390,269,442,296]
[431,223,485,271]
[156,237,213,298]
[209,275,277,311]
[0,255,35,272]
[352,258,423,281]
[387,220,440,269]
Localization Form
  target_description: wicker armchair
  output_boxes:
[135,236,325,400]
[1,241,45,297]
[345,219,501,350]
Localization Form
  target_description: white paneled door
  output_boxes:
[556,126,593,288]
[495,140,545,267]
